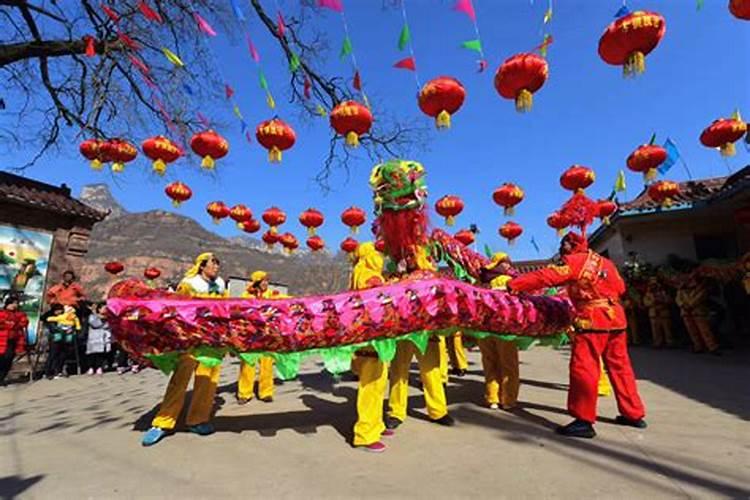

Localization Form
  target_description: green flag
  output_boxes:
[460,39,482,53]
[614,169,627,193]
[398,23,410,51]
[340,36,353,59]
[289,52,301,72]
[696,0,704,10]
[258,70,269,90]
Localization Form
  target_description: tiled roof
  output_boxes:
[619,165,749,213]
[0,171,108,221]
[514,259,551,273]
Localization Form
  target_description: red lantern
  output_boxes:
[374,239,386,253]
[190,130,229,170]
[262,230,278,250]
[100,139,137,173]
[256,118,296,163]
[700,117,748,157]
[80,139,104,171]
[597,199,618,225]
[648,180,680,208]
[418,76,466,129]
[142,135,182,175]
[206,201,230,224]
[262,206,287,233]
[299,208,325,236]
[560,165,596,193]
[165,182,192,208]
[104,261,124,275]
[627,144,667,182]
[306,235,325,252]
[492,183,525,216]
[454,229,475,246]
[434,195,464,226]
[499,221,523,245]
[144,267,161,280]
[598,10,666,77]
[494,53,548,112]
[340,237,359,254]
[230,204,253,228]
[330,100,373,147]
[279,232,299,254]
[341,206,366,234]
[546,211,570,237]
[730,0,750,20]
[240,219,261,234]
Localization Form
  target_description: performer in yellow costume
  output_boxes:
[142,253,226,446]
[386,246,454,430]
[350,242,393,453]
[236,271,282,404]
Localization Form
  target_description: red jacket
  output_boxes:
[0,309,28,354]
[509,250,627,332]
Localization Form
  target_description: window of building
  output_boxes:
[693,234,737,260]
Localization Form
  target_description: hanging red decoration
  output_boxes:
[546,211,570,237]
[240,219,261,234]
[340,237,359,254]
[730,0,750,20]
[279,232,299,254]
[699,117,747,157]
[142,135,182,176]
[560,165,596,193]
[306,235,325,252]
[598,10,666,77]
[498,221,523,245]
[104,261,124,275]
[206,201,230,224]
[164,182,192,208]
[330,100,373,147]
[299,208,325,236]
[262,206,287,233]
[190,130,229,170]
[100,139,137,173]
[256,118,296,163]
[627,143,667,183]
[374,239,386,253]
[80,139,105,171]
[559,192,600,235]
[494,53,548,112]
[229,204,253,228]
[434,195,464,226]
[454,229,475,246]
[417,76,466,129]
[597,199,618,225]
[647,180,680,208]
[262,230,278,250]
[144,267,161,280]
[341,206,366,234]
[492,183,525,216]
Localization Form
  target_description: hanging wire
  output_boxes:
[400,0,421,91]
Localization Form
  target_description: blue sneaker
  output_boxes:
[142,427,168,447]
[188,423,215,436]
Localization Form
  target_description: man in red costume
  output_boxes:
[509,232,646,438]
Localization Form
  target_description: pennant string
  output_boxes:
[399,0,421,90]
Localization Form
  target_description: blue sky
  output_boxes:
[5,0,749,260]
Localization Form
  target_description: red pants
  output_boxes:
[568,332,645,424]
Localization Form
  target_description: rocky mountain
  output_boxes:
[80,183,128,218]
[79,185,350,299]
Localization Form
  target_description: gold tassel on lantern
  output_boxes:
[90,159,103,171]
[351,226,359,235]
[111,162,125,174]
[436,110,451,129]
[212,217,220,225]
[269,146,282,163]
[345,131,360,147]
[307,227,315,237]
[515,89,533,113]
[153,159,167,176]
[504,207,515,217]
[625,51,646,77]
[201,155,215,170]
[270,226,278,234]
[720,142,736,157]
[446,215,455,227]
[172,200,181,208]
[557,228,566,237]
[645,168,657,182]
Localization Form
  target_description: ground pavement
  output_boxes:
[1,346,749,499]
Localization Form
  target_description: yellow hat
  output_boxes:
[354,242,377,260]
[250,270,268,284]
[184,252,215,278]
[486,252,510,270]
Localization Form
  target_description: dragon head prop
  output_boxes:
[370,159,427,215]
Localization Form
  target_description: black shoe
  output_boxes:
[556,419,596,438]
[236,396,251,405]
[260,396,274,403]
[614,415,648,429]
[385,416,402,430]
[431,414,455,427]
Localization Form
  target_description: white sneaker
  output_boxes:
[489,403,499,410]
[53,374,63,380]
[96,368,103,375]
[86,368,94,375]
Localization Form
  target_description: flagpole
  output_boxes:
[669,138,693,180]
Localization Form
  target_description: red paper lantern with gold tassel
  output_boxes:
[454,229,475,246]
[164,182,192,208]
[494,53,548,112]
[306,235,325,252]
[144,267,161,280]
[256,118,296,163]
[418,76,466,129]
[190,130,228,170]
[299,208,325,236]
[560,165,596,193]
[341,206,366,234]
[499,221,523,245]
[700,115,747,157]
[598,10,666,77]
[262,206,287,233]
[597,199,618,225]
[104,261,124,275]
[230,204,252,228]
[142,135,182,176]
[340,237,359,254]
[492,183,525,216]
[648,180,680,208]
[206,201,230,224]
[330,100,373,147]
[100,139,137,173]
[435,195,464,226]
[279,232,299,254]
[262,230,278,250]
[80,139,105,171]
[546,211,570,237]
[729,0,750,20]
[627,143,667,183]
[240,219,261,234]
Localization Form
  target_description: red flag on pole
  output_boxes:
[393,57,416,71]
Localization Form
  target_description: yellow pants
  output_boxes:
[353,355,388,446]
[237,357,275,400]
[439,336,449,384]
[447,333,469,371]
[152,354,221,430]
[650,316,675,347]
[682,314,718,352]
[388,339,448,422]
[478,338,519,407]
[598,361,612,397]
